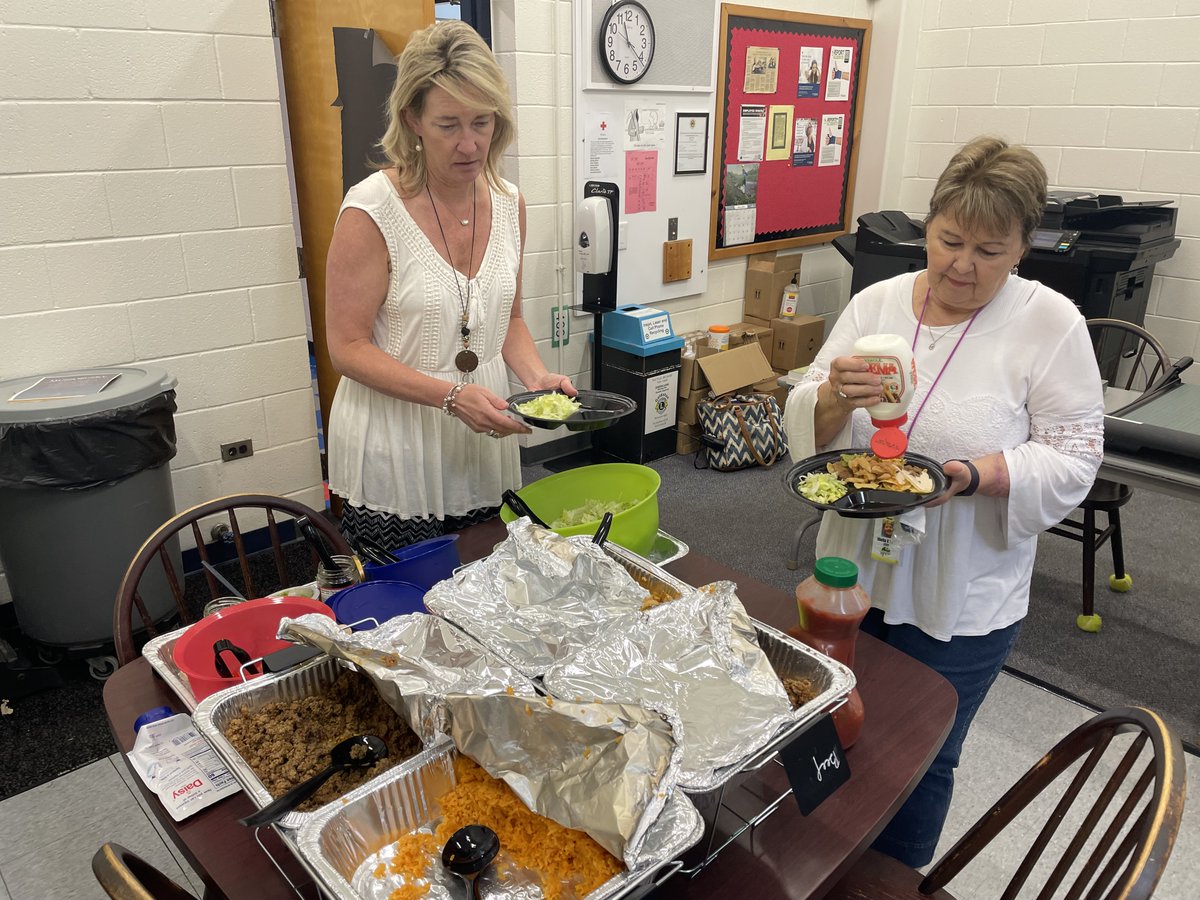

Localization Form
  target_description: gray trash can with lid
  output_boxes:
[0,366,182,662]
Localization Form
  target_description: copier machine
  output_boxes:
[833,192,1180,326]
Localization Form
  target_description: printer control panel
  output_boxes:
[1030,228,1081,253]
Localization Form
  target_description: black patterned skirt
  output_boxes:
[339,501,498,551]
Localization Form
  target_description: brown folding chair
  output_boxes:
[112,493,351,666]
[92,842,197,899]
[1046,318,1172,632]
[825,706,1186,900]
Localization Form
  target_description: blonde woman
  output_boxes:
[326,21,575,548]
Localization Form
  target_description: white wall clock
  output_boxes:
[599,0,656,85]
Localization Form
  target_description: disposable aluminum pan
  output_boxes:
[193,654,441,832]
[295,740,704,900]
[142,625,198,711]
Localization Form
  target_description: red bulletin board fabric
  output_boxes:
[723,24,863,240]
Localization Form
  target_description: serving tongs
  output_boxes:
[354,536,399,567]
[501,489,549,528]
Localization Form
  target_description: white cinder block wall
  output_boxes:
[0,1,323,604]
[896,1,1200,375]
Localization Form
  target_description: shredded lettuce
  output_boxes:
[550,498,637,528]
[796,471,849,504]
[516,393,582,420]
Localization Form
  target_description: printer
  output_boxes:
[833,192,1180,326]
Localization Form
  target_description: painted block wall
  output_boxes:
[895,1,1200,376]
[0,0,323,604]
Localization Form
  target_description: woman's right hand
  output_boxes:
[825,355,882,409]
[449,383,531,437]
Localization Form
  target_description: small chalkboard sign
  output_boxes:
[779,714,851,815]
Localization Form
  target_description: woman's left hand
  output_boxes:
[530,372,578,397]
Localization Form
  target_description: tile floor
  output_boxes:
[0,673,1196,899]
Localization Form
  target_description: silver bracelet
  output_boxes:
[441,382,465,416]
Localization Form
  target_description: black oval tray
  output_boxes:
[783,449,949,518]
[507,389,637,432]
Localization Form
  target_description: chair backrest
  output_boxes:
[1086,317,1171,394]
[113,493,352,665]
[922,706,1186,900]
[92,842,196,899]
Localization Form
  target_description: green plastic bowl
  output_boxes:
[499,463,660,556]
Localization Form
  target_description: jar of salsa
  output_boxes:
[788,556,869,748]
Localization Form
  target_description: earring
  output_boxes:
[415,139,422,153]
[1010,262,1019,275]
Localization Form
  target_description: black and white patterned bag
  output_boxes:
[696,392,788,471]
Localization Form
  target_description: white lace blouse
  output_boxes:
[326,172,522,520]
[783,271,1104,640]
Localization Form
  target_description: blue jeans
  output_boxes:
[859,608,1022,867]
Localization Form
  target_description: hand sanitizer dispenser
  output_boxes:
[575,195,612,275]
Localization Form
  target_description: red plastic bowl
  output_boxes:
[173,596,334,702]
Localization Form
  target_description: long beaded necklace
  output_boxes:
[905,288,980,440]
[426,180,478,374]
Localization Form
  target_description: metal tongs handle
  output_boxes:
[501,489,549,528]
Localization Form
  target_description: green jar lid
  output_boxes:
[814,557,858,588]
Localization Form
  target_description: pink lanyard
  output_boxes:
[905,289,980,440]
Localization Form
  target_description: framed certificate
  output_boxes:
[674,111,709,175]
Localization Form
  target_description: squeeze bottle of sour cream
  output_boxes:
[852,333,916,458]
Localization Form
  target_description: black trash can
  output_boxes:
[0,366,181,673]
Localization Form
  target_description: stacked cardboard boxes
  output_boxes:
[675,342,777,454]
[744,250,802,322]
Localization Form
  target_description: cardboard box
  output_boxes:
[678,344,718,397]
[676,422,702,455]
[743,314,772,329]
[753,376,790,406]
[770,315,825,371]
[677,387,708,426]
[696,341,776,397]
[729,321,774,360]
[744,251,802,322]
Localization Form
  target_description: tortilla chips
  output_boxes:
[826,453,935,494]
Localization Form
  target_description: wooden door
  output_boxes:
[274,0,434,486]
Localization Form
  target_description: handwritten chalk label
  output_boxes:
[779,714,851,815]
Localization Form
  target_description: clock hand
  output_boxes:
[619,18,645,64]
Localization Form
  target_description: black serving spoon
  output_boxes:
[592,511,614,547]
[442,824,500,900]
[239,734,387,827]
[296,515,339,571]
[501,489,549,528]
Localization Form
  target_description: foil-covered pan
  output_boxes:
[141,624,197,710]
[294,740,704,900]
[423,519,689,677]
[193,653,444,832]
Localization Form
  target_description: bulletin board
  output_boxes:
[709,5,871,261]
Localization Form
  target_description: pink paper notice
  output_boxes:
[624,150,658,214]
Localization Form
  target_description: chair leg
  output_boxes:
[1081,507,1097,620]
[788,516,821,571]
[1108,508,1126,578]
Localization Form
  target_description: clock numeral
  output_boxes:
[609,49,615,61]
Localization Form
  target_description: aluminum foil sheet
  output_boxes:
[141,624,197,711]
[295,740,704,900]
[277,612,537,742]
[543,581,795,791]
[193,654,445,832]
[276,611,685,862]
[423,519,664,676]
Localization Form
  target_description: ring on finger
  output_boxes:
[836,388,850,400]
[486,428,501,438]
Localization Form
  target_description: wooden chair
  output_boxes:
[1046,318,1172,632]
[112,493,351,666]
[825,706,1186,900]
[92,842,197,899]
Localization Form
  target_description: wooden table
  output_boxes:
[104,519,956,900]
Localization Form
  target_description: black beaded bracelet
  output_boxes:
[953,458,980,497]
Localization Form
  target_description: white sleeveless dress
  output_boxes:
[327,171,522,520]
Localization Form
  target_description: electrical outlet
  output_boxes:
[220,439,254,461]
[551,307,569,347]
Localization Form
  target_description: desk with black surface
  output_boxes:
[103,518,956,900]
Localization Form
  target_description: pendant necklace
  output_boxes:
[905,288,981,440]
[925,320,965,350]
[427,181,478,374]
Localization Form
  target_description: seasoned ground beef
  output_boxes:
[225,668,423,811]
[782,675,819,710]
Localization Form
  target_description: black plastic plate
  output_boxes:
[783,449,949,519]
[507,389,637,432]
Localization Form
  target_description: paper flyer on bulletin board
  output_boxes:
[709,5,871,259]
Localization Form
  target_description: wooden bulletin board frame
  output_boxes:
[709,4,871,260]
